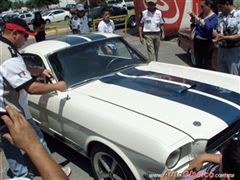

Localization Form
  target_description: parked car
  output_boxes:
[14,12,35,24]
[178,27,218,70]
[1,12,20,21]
[42,9,71,24]
[107,0,134,8]
[21,33,240,180]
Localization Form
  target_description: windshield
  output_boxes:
[48,37,146,88]
[42,11,51,16]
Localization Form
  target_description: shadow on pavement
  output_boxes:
[44,133,94,178]
[175,53,193,66]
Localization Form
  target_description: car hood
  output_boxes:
[75,64,240,140]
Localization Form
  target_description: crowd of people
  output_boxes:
[0,0,239,179]
[139,0,240,76]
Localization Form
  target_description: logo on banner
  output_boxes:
[142,0,187,24]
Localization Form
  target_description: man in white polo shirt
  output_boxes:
[0,18,71,178]
[139,0,164,62]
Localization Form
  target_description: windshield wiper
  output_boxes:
[112,64,137,72]
[69,77,98,89]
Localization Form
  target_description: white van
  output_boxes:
[107,0,134,8]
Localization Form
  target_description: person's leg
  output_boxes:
[153,33,160,61]
[202,40,212,69]
[145,34,155,62]
[2,138,28,177]
[27,118,51,154]
[194,38,203,68]
[228,47,240,75]
[217,47,228,73]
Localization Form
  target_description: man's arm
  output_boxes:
[2,106,68,180]
[219,34,240,41]
[184,153,222,172]
[24,81,66,95]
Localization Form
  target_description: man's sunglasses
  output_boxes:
[17,31,29,39]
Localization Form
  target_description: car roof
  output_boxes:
[22,33,120,55]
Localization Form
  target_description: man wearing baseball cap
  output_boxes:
[139,0,164,62]
[0,18,36,61]
[0,18,71,178]
[70,4,90,34]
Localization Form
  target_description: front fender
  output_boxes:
[85,136,141,180]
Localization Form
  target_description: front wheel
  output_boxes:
[65,16,70,21]
[90,145,135,180]
[128,16,136,28]
[45,19,50,24]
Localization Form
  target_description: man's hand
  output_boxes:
[212,34,225,43]
[183,154,205,172]
[1,106,41,152]
[41,69,54,80]
[56,81,67,92]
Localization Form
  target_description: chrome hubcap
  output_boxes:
[93,152,127,180]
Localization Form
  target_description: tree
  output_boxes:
[0,0,11,13]
[11,1,24,10]
[25,0,59,8]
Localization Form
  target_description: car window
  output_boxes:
[19,14,25,18]
[42,11,51,16]
[22,54,45,77]
[53,10,64,15]
[26,13,32,17]
[48,37,145,87]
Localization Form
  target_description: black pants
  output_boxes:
[35,31,46,42]
[194,37,212,69]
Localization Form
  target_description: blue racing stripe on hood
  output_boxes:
[124,68,240,106]
[100,68,240,125]
[84,34,107,41]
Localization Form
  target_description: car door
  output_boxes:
[22,53,67,136]
[52,10,65,22]
[18,14,26,22]
[25,13,33,24]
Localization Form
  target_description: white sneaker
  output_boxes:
[62,166,72,177]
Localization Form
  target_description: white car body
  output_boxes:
[21,33,240,180]
[42,9,71,23]
[17,12,35,24]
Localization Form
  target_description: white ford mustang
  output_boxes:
[21,33,240,180]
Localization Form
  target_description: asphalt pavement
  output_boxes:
[1,26,190,180]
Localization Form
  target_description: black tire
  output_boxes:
[65,16,70,21]
[128,16,136,28]
[45,19,50,24]
[90,144,135,180]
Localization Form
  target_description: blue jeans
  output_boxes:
[2,118,51,177]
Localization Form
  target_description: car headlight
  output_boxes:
[166,148,181,169]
